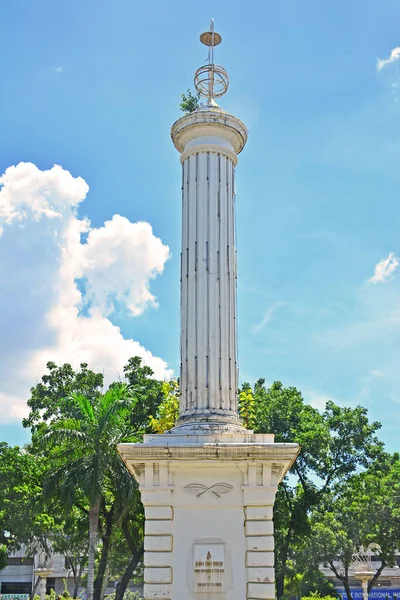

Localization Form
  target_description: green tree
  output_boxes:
[0,544,6,572]
[38,385,136,600]
[283,558,336,600]
[305,452,400,600]
[355,450,400,584]
[0,442,56,562]
[122,357,165,434]
[107,489,144,600]
[0,443,94,596]
[238,383,256,430]
[149,380,179,433]
[26,357,164,600]
[23,362,104,434]
[251,379,383,599]
[51,510,89,597]
[300,594,337,600]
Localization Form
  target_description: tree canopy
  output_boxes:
[249,379,384,599]
[18,357,166,600]
[304,452,400,600]
[0,361,397,600]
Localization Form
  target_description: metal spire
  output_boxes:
[194,19,229,107]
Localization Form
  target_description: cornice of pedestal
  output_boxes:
[118,436,300,472]
[171,107,248,156]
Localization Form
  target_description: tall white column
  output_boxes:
[171,108,248,431]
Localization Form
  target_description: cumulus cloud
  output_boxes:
[74,216,169,316]
[368,252,399,283]
[377,47,400,71]
[0,162,171,422]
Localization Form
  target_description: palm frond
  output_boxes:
[40,424,90,450]
[70,393,96,424]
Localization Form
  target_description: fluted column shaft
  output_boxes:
[180,151,237,419]
[171,109,248,430]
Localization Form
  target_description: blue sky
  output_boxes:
[1,0,399,451]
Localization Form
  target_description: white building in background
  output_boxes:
[0,548,76,598]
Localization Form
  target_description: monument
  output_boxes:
[118,21,299,600]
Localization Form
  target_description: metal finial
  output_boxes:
[194,19,229,107]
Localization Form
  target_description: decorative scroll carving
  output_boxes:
[184,482,233,498]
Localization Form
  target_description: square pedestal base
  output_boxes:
[119,432,298,600]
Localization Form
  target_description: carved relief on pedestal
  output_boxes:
[184,482,233,498]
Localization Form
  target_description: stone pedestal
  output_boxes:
[119,433,299,600]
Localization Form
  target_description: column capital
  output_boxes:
[171,107,248,155]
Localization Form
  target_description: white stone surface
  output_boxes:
[119,435,299,600]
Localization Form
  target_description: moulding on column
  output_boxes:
[180,145,238,165]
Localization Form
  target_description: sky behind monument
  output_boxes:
[1,0,399,451]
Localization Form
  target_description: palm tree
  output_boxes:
[40,384,137,600]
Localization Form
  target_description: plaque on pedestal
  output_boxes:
[193,543,226,594]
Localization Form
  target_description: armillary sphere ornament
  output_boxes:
[194,19,229,107]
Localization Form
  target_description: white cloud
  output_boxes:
[0,162,171,422]
[75,216,169,316]
[302,389,341,412]
[251,302,285,334]
[54,66,63,73]
[377,47,400,71]
[368,252,399,283]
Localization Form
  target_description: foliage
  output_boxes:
[62,578,73,598]
[179,89,201,114]
[122,357,165,435]
[33,590,63,600]
[283,559,336,600]
[5,359,396,600]
[149,381,179,433]
[0,543,7,571]
[238,383,256,430]
[46,590,56,600]
[25,357,161,600]
[105,591,142,600]
[305,451,400,600]
[251,379,383,599]
[300,594,338,600]
[354,450,400,569]
[52,511,89,597]
[23,362,104,434]
[37,384,137,600]
[0,442,57,560]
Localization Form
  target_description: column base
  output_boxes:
[171,410,248,435]
[118,433,299,600]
